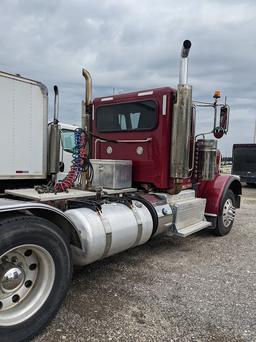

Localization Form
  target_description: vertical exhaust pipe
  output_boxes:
[82,68,92,132]
[170,40,192,193]
[81,69,93,190]
[48,85,61,181]
[53,85,59,123]
[179,40,192,84]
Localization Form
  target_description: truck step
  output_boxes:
[174,198,207,229]
[175,220,212,237]
[170,197,211,237]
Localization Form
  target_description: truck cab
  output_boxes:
[92,87,177,189]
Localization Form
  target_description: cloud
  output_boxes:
[0,0,256,155]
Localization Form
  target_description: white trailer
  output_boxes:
[0,71,48,180]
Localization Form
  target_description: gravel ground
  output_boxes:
[36,185,256,342]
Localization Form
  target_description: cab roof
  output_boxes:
[93,87,176,106]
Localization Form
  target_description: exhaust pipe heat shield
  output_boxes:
[170,84,192,180]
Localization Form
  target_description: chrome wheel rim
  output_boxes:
[222,198,236,227]
[0,244,55,326]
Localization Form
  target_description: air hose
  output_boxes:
[35,128,93,194]
[54,128,90,192]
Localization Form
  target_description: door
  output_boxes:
[57,128,76,181]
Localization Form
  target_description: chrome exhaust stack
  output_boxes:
[80,68,93,190]
[170,40,192,193]
[81,68,92,132]
[48,85,61,182]
[179,40,191,84]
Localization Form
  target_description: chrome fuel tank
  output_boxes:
[66,200,153,265]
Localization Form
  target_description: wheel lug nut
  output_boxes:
[12,294,20,303]
[29,264,37,271]
[25,280,33,288]
[1,256,8,263]
[24,250,32,257]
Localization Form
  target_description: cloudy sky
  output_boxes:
[1,0,256,156]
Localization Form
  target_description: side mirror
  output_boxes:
[213,105,229,139]
[219,105,229,131]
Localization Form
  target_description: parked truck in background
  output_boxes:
[232,144,256,185]
[0,41,241,342]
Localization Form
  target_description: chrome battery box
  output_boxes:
[90,159,132,189]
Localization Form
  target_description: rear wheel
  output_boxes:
[212,189,236,236]
[0,215,72,342]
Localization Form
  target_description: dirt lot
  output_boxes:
[36,185,256,342]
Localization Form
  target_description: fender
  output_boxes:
[0,198,82,248]
[196,175,242,216]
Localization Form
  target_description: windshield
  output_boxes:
[96,100,157,132]
[61,129,75,153]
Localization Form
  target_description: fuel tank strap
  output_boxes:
[130,203,143,247]
[98,212,112,258]
[126,195,158,237]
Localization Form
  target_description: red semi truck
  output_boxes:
[0,40,241,342]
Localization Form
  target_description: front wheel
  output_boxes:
[0,216,72,342]
[212,189,236,236]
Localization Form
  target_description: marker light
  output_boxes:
[213,90,221,99]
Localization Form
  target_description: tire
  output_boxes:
[212,189,236,236]
[0,215,72,342]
